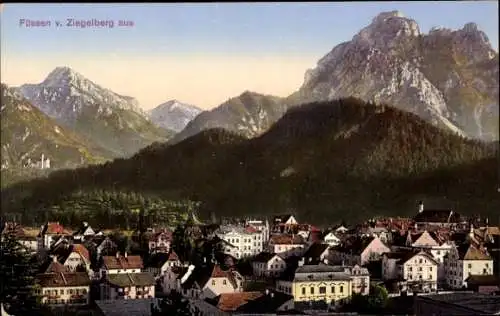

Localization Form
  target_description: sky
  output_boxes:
[1,2,498,110]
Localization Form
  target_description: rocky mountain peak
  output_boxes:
[42,66,87,89]
[297,11,499,141]
[353,10,420,50]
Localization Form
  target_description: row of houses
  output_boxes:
[1,202,499,315]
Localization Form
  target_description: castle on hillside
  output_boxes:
[23,153,51,169]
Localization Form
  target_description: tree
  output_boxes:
[151,290,200,316]
[0,231,44,315]
[342,284,389,314]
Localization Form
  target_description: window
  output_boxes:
[310,287,315,294]
[340,286,344,293]
[429,267,432,272]
[483,269,487,274]
[409,267,413,272]
[419,259,423,264]
[331,286,335,293]
[212,280,216,286]
[468,263,472,269]
[419,267,422,272]
[319,287,326,294]
[302,288,306,295]
[223,280,227,285]
[486,263,489,268]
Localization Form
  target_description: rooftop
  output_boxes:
[418,292,500,315]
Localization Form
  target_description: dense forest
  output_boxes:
[2,98,498,227]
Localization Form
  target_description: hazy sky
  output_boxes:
[1,2,498,110]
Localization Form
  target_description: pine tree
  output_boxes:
[0,231,43,315]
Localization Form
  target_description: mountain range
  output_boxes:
[170,11,499,144]
[2,98,498,225]
[18,67,173,158]
[1,10,498,224]
[1,84,111,168]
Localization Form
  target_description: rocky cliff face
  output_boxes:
[296,11,499,141]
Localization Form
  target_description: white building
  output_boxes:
[251,252,287,277]
[445,243,494,289]
[393,230,454,286]
[100,252,143,278]
[36,272,90,306]
[37,222,70,250]
[217,226,264,259]
[323,232,341,247]
[268,234,307,258]
[382,250,439,292]
[246,219,270,243]
[100,273,156,300]
[179,264,244,299]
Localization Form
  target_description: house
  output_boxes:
[251,252,286,277]
[205,290,294,314]
[392,230,453,285]
[344,265,370,295]
[147,229,172,254]
[465,275,500,294]
[51,243,92,273]
[35,272,90,306]
[40,256,70,274]
[245,218,270,243]
[146,250,182,278]
[179,263,244,299]
[413,202,462,229]
[1,222,37,252]
[445,242,494,289]
[273,215,298,226]
[100,272,155,300]
[37,222,71,250]
[334,225,349,234]
[301,242,330,265]
[382,250,439,292]
[217,226,264,259]
[323,231,341,247]
[73,222,99,242]
[100,252,143,278]
[268,234,306,258]
[275,264,353,308]
[330,236,390,266]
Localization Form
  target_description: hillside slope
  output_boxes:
[19,67,173,157]
[2,98,497,224]
[1,84,111,173]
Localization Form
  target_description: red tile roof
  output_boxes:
[103,254,143,270]
[214,292,263,312]
[72,244,90,262]
[270,234,305,245]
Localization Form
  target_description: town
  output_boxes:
[1,201,499,315]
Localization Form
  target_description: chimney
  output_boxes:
[83,222,88,227]
[265,289,270,295]
[52,255,58,262]
[270,292,274,298]
[418,201,424,213]
[116,251,120,259]
[124,251,128,258]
